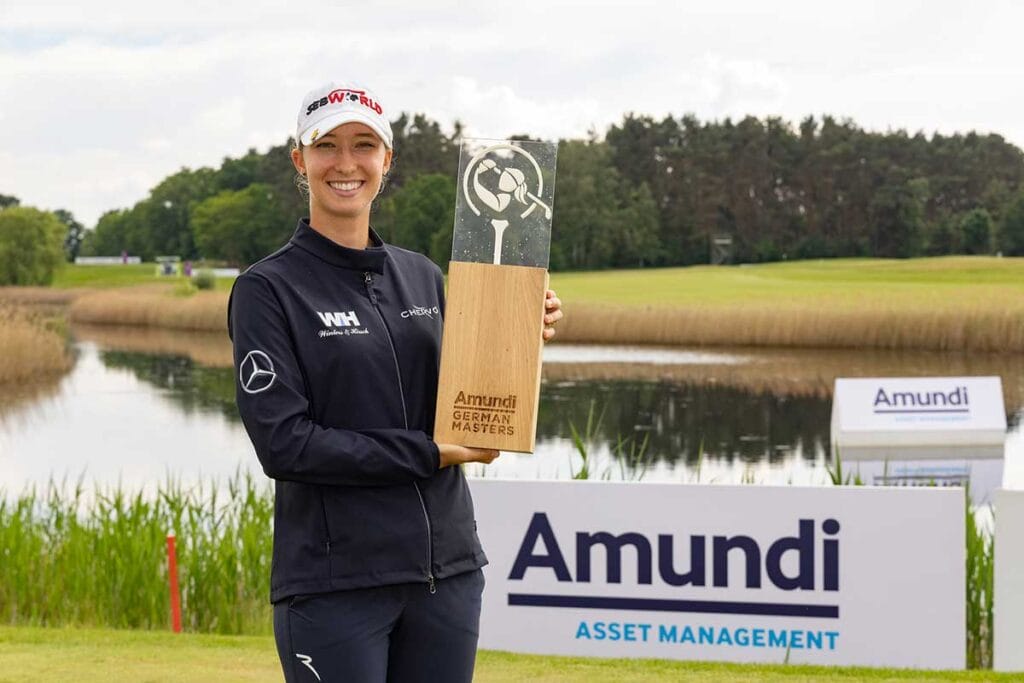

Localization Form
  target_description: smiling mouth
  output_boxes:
[328,180,364,192]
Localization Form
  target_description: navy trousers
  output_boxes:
[273,569,484,683]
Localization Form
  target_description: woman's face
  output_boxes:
[291,122,393,225]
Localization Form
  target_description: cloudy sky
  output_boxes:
[3,0,1023,228]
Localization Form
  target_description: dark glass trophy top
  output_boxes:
[451,138,557,269]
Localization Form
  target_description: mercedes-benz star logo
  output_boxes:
[239,350,276,394]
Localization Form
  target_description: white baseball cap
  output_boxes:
[296,81,393,149]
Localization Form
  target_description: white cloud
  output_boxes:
[2,0,1023,226]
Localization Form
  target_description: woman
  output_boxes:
[227,81,562,683]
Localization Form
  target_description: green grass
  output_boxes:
[547,256,1024,309]
[54,257,1024,301]
[51,264,236,291]
[0,626,1016,682]
[52,264,172,288]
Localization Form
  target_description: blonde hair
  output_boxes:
[293,139,310,199]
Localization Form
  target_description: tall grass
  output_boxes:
[0,286,81,306]
[0,470,273,635]
[70,286,227,331]
[0,306,73,385]
[69,321,1024,411]
[72,322,233,368]
[966,493,994,669]
[549,257,1024,352]
[543,346,1024,409]
[556,303,1024,353]
[54,258,1024,352]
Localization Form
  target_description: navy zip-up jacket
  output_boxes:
[228,219,486,603]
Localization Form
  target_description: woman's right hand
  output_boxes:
[437,443,500,468]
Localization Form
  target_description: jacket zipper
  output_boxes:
[364,271,436,594]
[321,491,331,555]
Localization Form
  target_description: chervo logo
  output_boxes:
[401,305,440,319]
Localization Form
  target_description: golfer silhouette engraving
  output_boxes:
[462,143,552,265]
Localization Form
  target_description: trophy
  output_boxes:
[433,139,557,452]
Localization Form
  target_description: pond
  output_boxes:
[1,324,1021,507]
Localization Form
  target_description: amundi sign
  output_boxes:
[831,376,1006,460]
[470,480,965,669]
[509,513,840,597]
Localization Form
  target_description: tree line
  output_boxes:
[605,114,1024,263]
[4,111,1024,283]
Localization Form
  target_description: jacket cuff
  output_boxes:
[427,438,441,472]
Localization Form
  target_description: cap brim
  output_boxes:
[299,110,392,148]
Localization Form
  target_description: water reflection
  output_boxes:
[88,350,836,467]
[99,350,237,423]
[1,324,1020,501]
[0,343,257,497]
[537,380,830,465]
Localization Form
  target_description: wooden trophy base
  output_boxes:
[433,261,549,453]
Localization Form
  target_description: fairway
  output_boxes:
[0,625,1015,682]
[50,256,1024,304]
[546,257,1024,352]
[50,263,236,291]
[548,256,1024,309]
[51,263,172,289]
[43,256,1024,352]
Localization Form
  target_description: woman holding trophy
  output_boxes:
[228,80,562,682]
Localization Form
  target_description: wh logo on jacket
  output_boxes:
[316,310,369,339]
[317,311,360,327]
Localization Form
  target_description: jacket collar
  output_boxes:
[289,219,389,273]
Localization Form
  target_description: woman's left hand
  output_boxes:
[543,289,563,343]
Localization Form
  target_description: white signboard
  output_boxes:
[838,458,1003,506]
[74,256,142,265]
[471,480,964,669]
[995,489,1024,671]
[831,377,1006,460]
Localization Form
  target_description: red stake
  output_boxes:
[167,533,182,633]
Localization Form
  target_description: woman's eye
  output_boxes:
[315,142,334,149]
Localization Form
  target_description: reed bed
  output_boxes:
[70,286,228,332]
[0,306,73,385]
[71,322,233,367]
[544,347,1024,407]
[61,257,1024,352]
[63,320,1024,408]
[548,257,1024,353]
[0,471,273,635]
[0,286,82,306]
[555,303,1024,353]
[64,290,1024,353]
